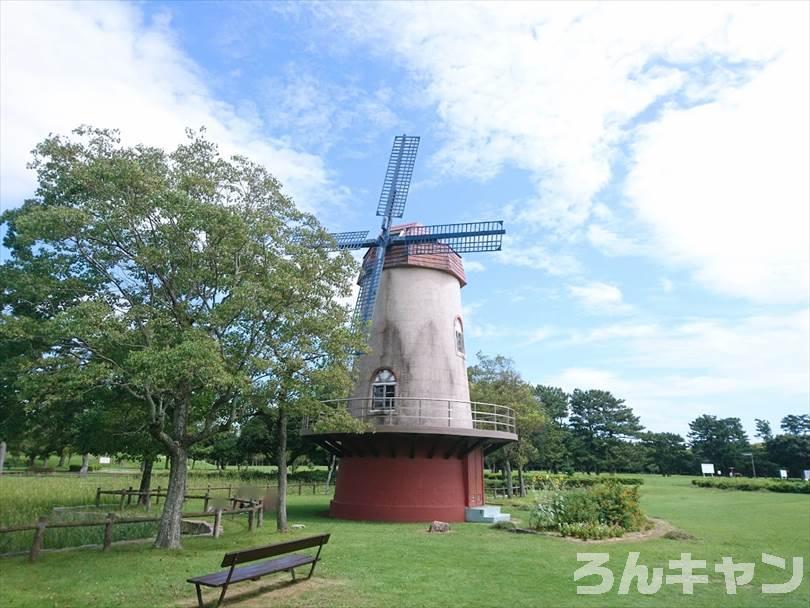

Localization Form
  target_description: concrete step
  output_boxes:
[465,505,511,523]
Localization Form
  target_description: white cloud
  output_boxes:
[625,35,810,304]
[568,281,632,314]
[660,278,674,293]
[0,1,343,215]
[463,260,486,273]
[495,243,582,276]
[314,1,809,302]
[545,309,810,434]
[259,67,398,154]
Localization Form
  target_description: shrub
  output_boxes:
[591,482,645,531]
[528,480,645,538]
[691,478,810,494]
[559,522,625,540]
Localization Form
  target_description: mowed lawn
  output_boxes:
[0,475,808,607]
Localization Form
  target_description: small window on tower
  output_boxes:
[454,317,465,357]
[371,369,396,411]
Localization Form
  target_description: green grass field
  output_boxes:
[0,474,808,607]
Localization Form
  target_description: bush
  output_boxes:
[528,480,645,539]
[691,478,810,494]
[559,522,625,540]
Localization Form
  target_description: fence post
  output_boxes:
[118,490,126,511]
[248,507,255,532]
[257,504,263,528]
[156,485,161,506]
[95,487,102,507]
[203,489,210,512]
[29,517,47,562]
[213,508,223,538]
[126,486,133,506]
[298,482,302,496]
[145,487,151,512]
[103,513,115,551]
[227,485,232,499]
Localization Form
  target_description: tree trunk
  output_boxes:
[58,450,66,468]
[154,447,188,549]
[79,453,90,477]
[518,464,526,497]
[138,456,154,506]
[325,455,336,493]
[276,404,288,532]
[0,441,6,476]
[504,461,513,498]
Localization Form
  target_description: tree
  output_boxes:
[639,432,690,475]
[568,389,643,474]
[780,414,810,436]
[1,127,361,547]
[687,415,749,473]
[755,419,773,441]
[532,385,571,472]
[765,434,810,478]
[468,353,543,497]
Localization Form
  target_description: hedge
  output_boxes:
[691,478,810,494]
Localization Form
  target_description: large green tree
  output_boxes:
[687,415,749,473]
[639,432,691,475]
[1,127,361,547]
[532,385,571,472]
[468,353,543,497]
[568,389,643,473]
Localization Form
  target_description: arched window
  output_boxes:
[371,369,396,411]
[454,317,465,356]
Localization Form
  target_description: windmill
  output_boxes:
[303,135,516,524]
[318,135,506,328]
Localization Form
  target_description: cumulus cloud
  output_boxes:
[568,281,632,315]
[312,1,809,299]
[0,1,344,215]
[546,309,809,434]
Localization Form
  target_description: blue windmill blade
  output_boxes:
[394,221,505,254]
[376,135,420,219]
[352,249,385,326]
[328,230,371,250]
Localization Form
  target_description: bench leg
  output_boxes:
[307,559,318,580]
[195,584,204,608]
[290,568,297,582]
[214,583,229,608]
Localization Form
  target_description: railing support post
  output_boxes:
[103,513,115,551]
[29,517,47,562]
[213,508,223,538]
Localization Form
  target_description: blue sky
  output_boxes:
[1,1,808,438]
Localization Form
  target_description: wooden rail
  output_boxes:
[2,504,263,562]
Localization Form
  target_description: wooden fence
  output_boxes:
[0,503,263,562]
[94,481,334,511]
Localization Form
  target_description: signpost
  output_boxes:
[700,463,715,477]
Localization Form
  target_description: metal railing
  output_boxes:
[302,397,516,434]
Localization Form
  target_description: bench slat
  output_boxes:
[188,554,315,588]
[221,533,330,566]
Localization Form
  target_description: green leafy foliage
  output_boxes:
[528,480,645,539]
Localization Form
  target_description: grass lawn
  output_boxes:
[0,474,808,607]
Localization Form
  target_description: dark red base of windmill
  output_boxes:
[327,435,486,522]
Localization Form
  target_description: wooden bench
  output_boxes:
[187,533,330,607]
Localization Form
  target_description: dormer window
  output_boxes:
[454,317,465,357]
[371,369,396,411]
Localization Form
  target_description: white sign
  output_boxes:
[803,470,810,482]
[99,456,111,464]
[700,463,715,476]
[779,469,788,479]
